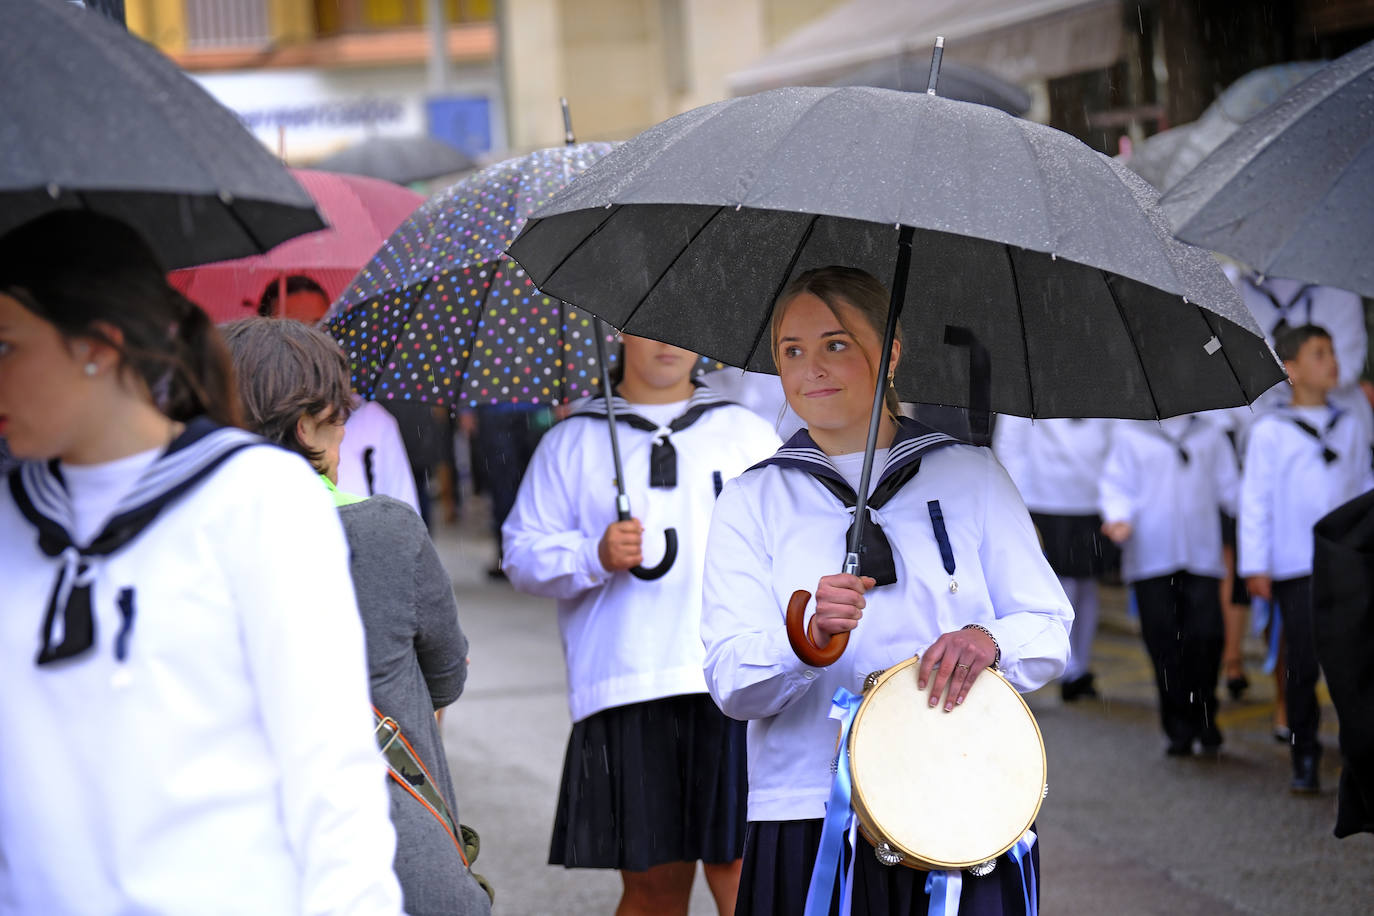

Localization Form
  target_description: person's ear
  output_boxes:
[888,337,902,379]
[73,322,125,375]
[296,412,318,449]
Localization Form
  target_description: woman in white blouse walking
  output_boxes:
[0,212,402,915]
[702,267,1072,916]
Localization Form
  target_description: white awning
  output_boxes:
[729,0,1124,95]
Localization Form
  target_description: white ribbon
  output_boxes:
[49,546,97,645]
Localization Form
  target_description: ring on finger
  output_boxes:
[956,663,970,671]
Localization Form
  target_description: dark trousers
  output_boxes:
[1274,576,1322,756]
[1133,572,1224,745]
[473,406,549,539]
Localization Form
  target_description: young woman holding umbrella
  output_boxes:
[502,332,780,916]
[702,267,1073,915]
[0,212,403,914]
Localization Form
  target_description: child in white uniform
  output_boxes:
[702,267,1071,916]
[1240,325,1374,793]
[0,213,402,915]
[503,334,779,916]
[1100,415,1239,755]
[995,414,1116,701]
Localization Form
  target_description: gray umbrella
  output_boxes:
[1160,41,1374,297]
[0,0,321,268]
[1127,61,1327,191]
[316,135,477,186]
[509,84,1285,666]
[509,86,1283,423]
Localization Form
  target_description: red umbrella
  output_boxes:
[169,169,424,324]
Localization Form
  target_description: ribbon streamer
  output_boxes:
[802,688,864,916]
[1007,830,1039,916]
[924,869,963,915]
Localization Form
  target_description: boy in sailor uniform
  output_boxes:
[502,334,779,916]
[1240,325,1374,793]
[994,414,1116,702]
[1100,415,1239,756]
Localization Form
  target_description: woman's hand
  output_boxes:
[917,628,998,712]
[597,519,644,571]
[808,573,877,648]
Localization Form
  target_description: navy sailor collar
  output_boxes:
[750,416,960,493]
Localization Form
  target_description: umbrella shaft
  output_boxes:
[592,316,632,516]
[848,224,915,563]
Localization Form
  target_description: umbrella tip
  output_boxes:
[927,36,946,97]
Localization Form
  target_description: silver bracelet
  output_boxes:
[961,623,1000,669]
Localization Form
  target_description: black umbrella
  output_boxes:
[825,50,1031,116]
[508,80,1284,664]
[1160,41,1374,297]
[316,135,477,186]
[0,0,322,268]
[1313,490,1374,838]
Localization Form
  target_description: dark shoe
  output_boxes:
[1166,738,1194,757]
[1198,725,1223,757]
[485,564,507,580]
[1225,674,1249,700]
[1060,673,1099,702]
[1290,753,1320,794]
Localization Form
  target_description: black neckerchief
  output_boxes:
[1149,415,1201,465]
[568,383,734,488]
[8,418,262,666]
[749,417,959,586]
[1283,404,1344,464]
[1247,276,1315,338]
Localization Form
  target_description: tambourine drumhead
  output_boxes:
[848,656,1046,870]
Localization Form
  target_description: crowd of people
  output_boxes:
[0,205,1367,916]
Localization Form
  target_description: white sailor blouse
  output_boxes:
[994,415,1115,515]
[701,420,1073,823]
[502,387,780,723]
[1239,404,1374,581]
[1099,416,1239,583]
[0,422,402,916]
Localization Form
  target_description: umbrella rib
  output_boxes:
[619,206,726,334]
[537,205,623,289]
[744,214,820,371]
[1193,307,1252,404]
[1002,246,1037,419]
[458,263,506,407]
[1101,270,1164,420]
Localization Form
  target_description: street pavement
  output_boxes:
[432,517,1374,915]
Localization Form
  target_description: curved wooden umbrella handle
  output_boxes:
[784,589,850,667]
[629,527,678,581]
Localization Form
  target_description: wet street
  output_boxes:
[433,520,1374,915]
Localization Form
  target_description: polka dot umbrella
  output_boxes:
[327,143,636,409]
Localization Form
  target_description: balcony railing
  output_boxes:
[185,0,270,50]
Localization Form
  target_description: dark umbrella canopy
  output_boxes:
[0,0,322,268]
[1160,41,1374,297]
[1313,490,1374,838]
[509,87,1284,420]
[315,135,477,186]
[826,51,1031,116]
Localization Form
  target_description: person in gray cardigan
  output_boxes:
[222,318,491,916]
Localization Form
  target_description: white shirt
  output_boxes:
[61,446,159,544]
[994,415,1115,514]
[502,399,780,722]
[699,368,806,441]
[1239,405,1374,580]
[0,446,403,916]
[337,400,420,512]
[702,444,1072,822]
[1099,417,1239,582]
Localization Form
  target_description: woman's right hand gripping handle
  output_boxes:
[785,573,876,667]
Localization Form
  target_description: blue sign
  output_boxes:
[426,95,492,155]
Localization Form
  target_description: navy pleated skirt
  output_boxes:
[548,693,748,871]
[1030,512,1115,578]
[736,819,1040,916]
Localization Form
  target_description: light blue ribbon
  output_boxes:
[1007,830,1039,916]
[1252,597,1283,674]
[803,688,864,916]
[924,869,963,915]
